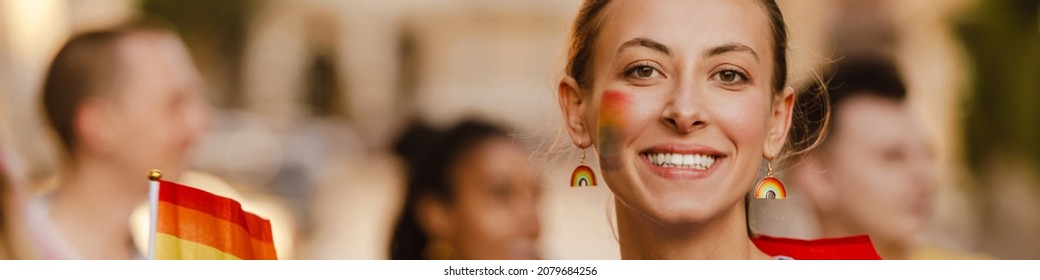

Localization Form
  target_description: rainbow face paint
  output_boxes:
[753,177,787,199]
[598,90,630,170]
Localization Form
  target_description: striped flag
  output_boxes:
[148,170,277,260]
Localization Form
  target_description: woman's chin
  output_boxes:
[609,163,744,227]
[620,197,720,226]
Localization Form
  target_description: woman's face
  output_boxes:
[447,138,542,259]
[561,0,793,225]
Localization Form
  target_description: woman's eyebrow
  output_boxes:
[616,39,758,62]
[616,37,671,58]
[705,43,759,61]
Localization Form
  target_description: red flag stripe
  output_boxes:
[158,180,275,243]
[157,201,277,259]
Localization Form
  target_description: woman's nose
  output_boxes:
[661,84,708,134]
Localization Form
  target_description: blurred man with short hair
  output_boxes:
[21,22,211,259]
[790,57,940,259]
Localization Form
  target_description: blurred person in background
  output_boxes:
[389,119,542,260]
[1,91,10,259]
[0,142,24,260]
[16,21,212,259]
[788,56,989,259]
[1,155,10,259]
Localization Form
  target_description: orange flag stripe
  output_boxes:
[155,233,241,260]
[157,201,277,259]
[158,180,274,243]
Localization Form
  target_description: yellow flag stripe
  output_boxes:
[155,233,242,260]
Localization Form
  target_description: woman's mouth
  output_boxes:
[640,153,717,170]
[637,145,726,179]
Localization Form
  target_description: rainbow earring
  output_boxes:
[570,147,597,187]
[753,161,787,199]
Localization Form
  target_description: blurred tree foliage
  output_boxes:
[957,0,1040,176]
[139,0,262,108]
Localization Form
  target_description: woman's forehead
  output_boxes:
[595,0,773,60]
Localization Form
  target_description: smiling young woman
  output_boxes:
[557,0,881,260]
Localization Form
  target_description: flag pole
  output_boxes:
[147,169,162,260]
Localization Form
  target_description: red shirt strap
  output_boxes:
[752,234,883,260]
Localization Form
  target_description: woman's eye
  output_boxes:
[635,66,655,78]
[625,64,662,79]
[714,69,747,84]
[490,183,513,201]
[882,148,907,162]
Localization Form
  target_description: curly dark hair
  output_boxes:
[388,119,511,260]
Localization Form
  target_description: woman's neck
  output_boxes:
[48,159,146,259]
[615,198,770,260]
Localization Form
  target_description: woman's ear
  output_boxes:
[763,86,795,159]
[416,194,454,242]
[558,76,593,148]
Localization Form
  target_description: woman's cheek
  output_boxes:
[597,90,654,171]
[716,95,769,154]
[598,90,630,170]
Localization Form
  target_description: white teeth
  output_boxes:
[643,153,717,170]
[669,154,684,166]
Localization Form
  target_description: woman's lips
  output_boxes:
[638,144,726,179]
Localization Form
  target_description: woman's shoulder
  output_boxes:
[751,234,883,260]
